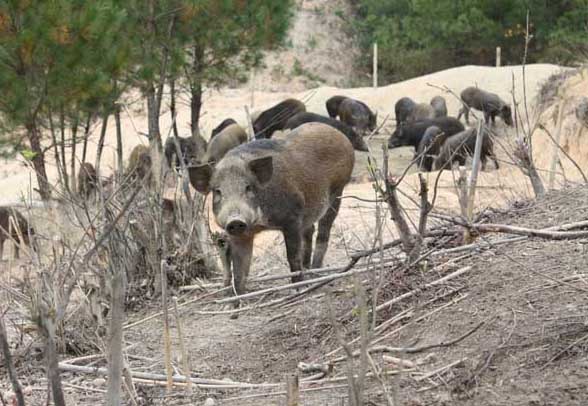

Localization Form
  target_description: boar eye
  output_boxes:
[245,184,253,193]
[213,188,221,197]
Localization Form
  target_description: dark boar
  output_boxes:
[434,127,499,171]
[406,103,435,123]
[458,86,513,126]
[211,118,238,139]
[78,162,98,200]
[395,97,417,126]
[388,117,465,150]
[325,95,347,118]
[284,112,369,152]
[164,134,207,171]
[188,123,354,297]
[253,99,306,139]
[430,96,448,118]
[0,207,34,260]
[416,126,450,171]
[203,124,247,164]
[339,98,377,135]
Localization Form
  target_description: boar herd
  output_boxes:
[0,86,512,307]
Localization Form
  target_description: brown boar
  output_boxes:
[188,123,354,298]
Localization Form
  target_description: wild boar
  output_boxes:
[430,96,448,118]
[325,95,348,119]
[458,86,513,126]
[338,98,377,135]
[188,123,354,297]
[395,97,417,126]
[0,207,34,260]
[164,134,207,171]
[388,117,465,150]
[284,112,369,152]
[127,145,153,184]
[416,126,450,172]
[78,162,98,200]
[434,127,500,171]
[406,103,436,123]
[253,99,306,139]
[202,124,248,165]
[211,118,238,139]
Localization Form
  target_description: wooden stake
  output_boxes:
[465,120,484,243]
[549,99,566,189]
[286,373,300,406]
[373,42,378,88]
[160,260,173,393]
[172,297,193,394]
[245,106,255,141]
[496,47,501,67]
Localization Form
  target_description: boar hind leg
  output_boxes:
[228,237,254,297]
[302,225,315,269]
[311,188,343,269]
[283,226,304,284]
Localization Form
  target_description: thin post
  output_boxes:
[286,373,300,406]
[466,120,484,243]
[245,106,255,141]
[496,47,501,67]
[161,260,173,393]
[373,42,378,88]
[250,69,255,108]
[549,99,566,189]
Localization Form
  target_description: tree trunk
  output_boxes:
[95,113,110,177]
[170,78,179,138]
[81,112,92,164]
[190,45,204,136]
[48,114,66,191]
[114,105,123,179]
[70,115,79,193]
[26,121,51,200]
[147,85,162,151]
[59,108,70,193]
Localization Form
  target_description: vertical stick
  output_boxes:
[173,297,193,394]
[245,106,255,141]
[160,260,173,393]
[250,69,255,108]
[466,120,484,243]
[286,373,300,406]
[549,99,565,189]
[106,268,125,406]
[373,42,378,88]
[0,314,25,406]
[496,47,501,67]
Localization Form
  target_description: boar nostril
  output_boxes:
[226,220,247,235]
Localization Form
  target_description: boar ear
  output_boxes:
[188,163,212,194]
[249,156,273,185]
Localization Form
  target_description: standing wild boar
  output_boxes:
[0,207,34,260]
[458,86,513,126]
[406,103,436,123]
[201,123,247,165]
[253,99,306,139]
[388,117,465,150]
[188,123,354,297]
[78,162,98,200]
[395,97,417,126]
[127,145,153,184]
[338,98,377,135]
[164,134,207,171]
[211,118,238,139]
[430,96,448,118]
[434,127,499,171]
[416,126,450,172]
[325,95,348,119]
[284,112,369,152]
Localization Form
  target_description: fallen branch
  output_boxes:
[471,223,588,240]
[414,358,467,382]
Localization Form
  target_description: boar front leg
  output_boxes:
[283,226,304,284]
[228,236,254,297]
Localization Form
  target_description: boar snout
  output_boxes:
[226,219,248,236]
